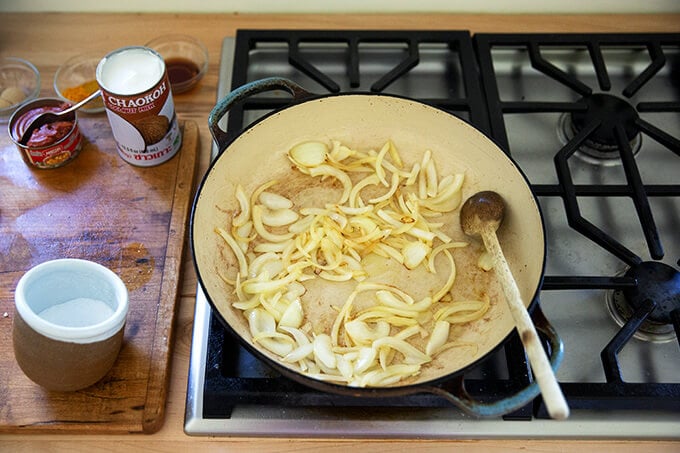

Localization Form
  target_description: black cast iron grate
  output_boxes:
[474,33,680,417]
[201,30,680,420]
[225,30,491,141]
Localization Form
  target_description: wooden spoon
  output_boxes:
[460,190,570,420]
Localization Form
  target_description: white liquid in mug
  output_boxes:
[39,297,115,327]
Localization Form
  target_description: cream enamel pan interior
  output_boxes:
[193,91,546,391]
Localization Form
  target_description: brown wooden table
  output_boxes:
[1,12,678,452]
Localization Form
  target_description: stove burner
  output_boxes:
[558,93,642,165]
[606,262,680,343]
[572,93,640,146]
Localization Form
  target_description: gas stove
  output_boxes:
[184,30,680,438]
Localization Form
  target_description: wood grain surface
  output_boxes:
[0,119,199,433]
[0,11,678,452]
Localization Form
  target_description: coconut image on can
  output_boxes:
[96,46,182,166]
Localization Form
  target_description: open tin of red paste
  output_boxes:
[8,97,83,169]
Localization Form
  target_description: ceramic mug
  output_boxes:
[13,258,128,391]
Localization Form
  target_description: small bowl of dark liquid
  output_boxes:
[146,34,208,94]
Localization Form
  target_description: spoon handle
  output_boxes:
[62,89,102,114]
[481,226,570,420]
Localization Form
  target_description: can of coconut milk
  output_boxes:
[96,46,182,166]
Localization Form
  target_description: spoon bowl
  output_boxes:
[460,190,504,236]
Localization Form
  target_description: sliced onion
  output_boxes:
[373,243,404,264]
[288,141,328,168]
[255,333,295,357]
[233,221,254,253]
[432,249,456,302]
[434,295,491,324]
[254,240,293,253]
[336,354,354,380]
[373,337,431,365]
[332,204,373,216]
[425,158,438,197]
[279,325,311,345]
[260,207,299,227]
[247,307,276,336]
[282,342,314,363]
[232,296,261,311]
[345,319,390,345]
[259,191,293,210]
[252,205,294,243]
[329,140,354,162]
[420,173,464,211]
[426,320,450,356]
[232,185,251,228]
[477,250,495,271]
[349,174,380,208]
[386,140,403,168]
[360,364,421,386]
[427,241,468,273]
[354,347,378,374]
[331,290,359,345]
[404,162,421,186]
[404,226,436,243]
[249,252,280,278]
[259,291,285,321]
[402,240,430,270]
[242,268,302,295]
[377,292,432,312]
[288,214,315,234]
[374,141,391,186]
[357,304,424,321]
[313,334,337,369]
[368,172,400,204]
[356,282,414,304]
[215,227,248,279]
[356,311,418,327]
[418,149,431,199]
[308,164,352,204]
[319,270,355,282]
[279,298,304,328]
[215,139,492,388]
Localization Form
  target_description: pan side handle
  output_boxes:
[420,305,565,418]
[208,77,315,152]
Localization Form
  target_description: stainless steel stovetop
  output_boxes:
[185,31,680,438]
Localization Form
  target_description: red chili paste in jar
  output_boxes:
[9,99,83,169]
[11,104,74,147]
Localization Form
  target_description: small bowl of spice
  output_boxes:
[145,34,209,94]
[0,57,41,124]
[54,52,105,113]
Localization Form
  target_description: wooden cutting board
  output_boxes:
[0,117,199,433]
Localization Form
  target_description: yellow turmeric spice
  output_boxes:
[62,79,101,104]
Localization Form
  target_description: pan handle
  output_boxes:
[420,304,565,418]
[208,77,315,152]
